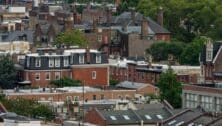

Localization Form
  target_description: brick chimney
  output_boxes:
[115,0,121,7]
[141,17,148,39]
[93,18,98,32]
[85,47,90,64]
[130,7,136,25]
[106,7,112,26]
[157,6,164,27]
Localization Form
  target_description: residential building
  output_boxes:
[85,106,173,126]
[109,59,200,85]
[22,48,109,87]
[183,84,222,112]
[200,41,222,83]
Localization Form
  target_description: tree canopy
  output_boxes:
[0,55,17,89]
[0,97,54,121]
[157,68,182,108]
[54,29,88,48]
[50,77,82,87]
[116,0,222,42]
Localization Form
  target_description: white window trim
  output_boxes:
[35,73,40,81]
[98,35,102,42]
[55,72,61,80]
[79,55,85,64]
[96,55,101,63]
[55,58,60,67]
[35,58,41,67]
[45,72,50,80]
[49,58,54,67]
[92,71,96,79]
[64,57,69,67]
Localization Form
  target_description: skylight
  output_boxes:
[175,121,184,126]
[110,116,117,120]
[145,115,152,120]
[123,115,130,120]
[156,115,163,119]
[168,120,176,125]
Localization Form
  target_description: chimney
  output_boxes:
[130,7,136,25]
[106,7,112,26]
[141,17,148,39]
[157,6,164,27]
[93,18,98,32]
[85,47,90,64]
[115,0,121,7]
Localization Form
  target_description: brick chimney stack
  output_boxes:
[106,7,112,26]
[141,17,148,39]
[157,6,164,27]
[86,47,91,64]
[93,18,98,32]
[130,7,136,25]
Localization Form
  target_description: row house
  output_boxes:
[110,60,199,85]
[200,41,222,83]
[22,48,109,87]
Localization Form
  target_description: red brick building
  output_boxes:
[22,48,109,87]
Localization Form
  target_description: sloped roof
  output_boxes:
[2,30,34,42]
[116,81,148,89]
[112,12,170,34]
[200,41,222,64]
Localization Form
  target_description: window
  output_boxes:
[35,58,41,67]
[145,115,152,120]
[79,55,84,64]
[100,94,104,100]
[55,58,60,67]
[216,97,222,111]
[98,35,102,42]
[92,71,96,79]
[26,57,30,67]
[110,116,117,120]
[201,95,213,110]
[123,115,130,120]
[63,57,69,67]
[206,50,213,61]
[96,55,101,63]
[35,73,40,80]
[55,72,61,80]
[49,58,54,67]
[45,72,50,80]
[93,95,96,100]
[185,93,198,108]
[156,115,163,120]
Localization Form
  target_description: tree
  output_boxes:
[50,77,81,87]
[54,29,88,48]
[179,37,205,65]
[147,42,184,62]
[109,79,119,86]
[0,55,17,89]
[157,68,182,108]
[0,97,55,121]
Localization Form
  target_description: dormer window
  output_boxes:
[35,58,41,67]
[206,50,213,61]
[79,55,84,64]
[206,42,213,61]
[55,57,60,67]
[49,58,54,67]
[96,55,101,63]
[64,57,69,67]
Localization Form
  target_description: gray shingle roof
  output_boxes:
[112,12,170,34]
[2,30,34,42]
[98,107,173,125]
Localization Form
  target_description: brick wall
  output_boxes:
[6,84,157,102]
[155,34,170,42]
[24,70,71,87]
[84,109,106,126]
[71,65,109,86]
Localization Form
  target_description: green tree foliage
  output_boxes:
[50,77,81,87]
[109,79,120,86]
[179,37,205,65]
[116,0,139,14]
[136,0,222,42]
[0,55,17,89]
[157,68,182,108]
[0,97,54,121]
[147,42,184,62]
[54,29,88,48]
